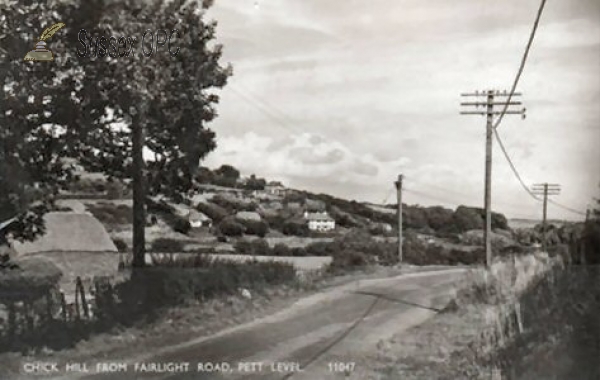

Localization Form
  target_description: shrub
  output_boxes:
[425,206,455,232]
[238,220,269,237]
[452,206,483,232]
[112,238,128,252]
[272,243,292,257]
[151,238,185,253]
[263,214,286,232]
[291,247,308,257]
[305,241,337,257]
[234,240,253,255]
[282,221,309,237]
[404,206,430,229]
[234,239,271,256]
[218,220,245,237]
[196,202,229,223]
[86,202,133,225]
[173,218,191,234]
[113,259,297,314]
[329,249,372,272]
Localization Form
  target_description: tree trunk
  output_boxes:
[132,107,146,268]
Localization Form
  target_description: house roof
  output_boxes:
[266,181,284,188]
[305,212,335,222]
[189,210,211,221]
[12,212,117,255]
[0,217,17,232]
[235,211,262,221]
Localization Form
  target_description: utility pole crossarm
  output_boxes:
[460,110,526,115]
[460,102,523,106]
[461,92,522,97]
[530,182,561,253]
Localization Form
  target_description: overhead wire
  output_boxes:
[548,199,587,217]
[493,0,547,131]
[228,84,302,135]
[490,0,547,202]
[489,0,587,217]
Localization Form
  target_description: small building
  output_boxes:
[10,212,120,297]
[189,210,212,228]
[304,211,335,232]
[235,211,262,222]
[265,181,286,197]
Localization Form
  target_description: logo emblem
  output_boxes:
[23,22,65,62]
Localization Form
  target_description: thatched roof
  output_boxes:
[12,212,117,255]
[26,251,122,296]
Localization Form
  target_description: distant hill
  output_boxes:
[509,218,569,230]
[56,167,512,242]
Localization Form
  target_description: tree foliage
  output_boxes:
[0,0,231,247]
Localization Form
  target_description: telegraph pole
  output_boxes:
[460,90,526,267]
[531,183,561,252]
[395,174,404,264]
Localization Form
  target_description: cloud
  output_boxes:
[204,0,600,220]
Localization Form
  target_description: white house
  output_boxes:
[304,211,335,232]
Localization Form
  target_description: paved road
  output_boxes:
[53,267,466,380]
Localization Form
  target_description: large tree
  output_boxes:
[0,0,232,267]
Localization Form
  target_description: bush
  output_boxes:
[404,206,430,229]
[86,202,133,225]
[272,244,292,257]
[305,241,337,257]
[282,221,309,237]
[327,248,373,273]
[218,220,245,237]
[112,238,128,252]
[234,239,271,256]
[196,202,229,223]
[453,206,483,232]
[151,238,185,253]
[425,206,455,232]
[113,259,297,314]
[173,218,191,234]
[263,214,286,232]
[238,219,269,237]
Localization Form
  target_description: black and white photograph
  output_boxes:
[0,0,599,379]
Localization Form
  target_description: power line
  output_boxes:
[404,187,465,207]
[493,0,548,130]
[548,199,587,217]
[491,0,548,203]
[493,128,541,201]
[381,186,394,205]
[228,84,302,135]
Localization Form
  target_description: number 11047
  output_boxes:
[328,362,355,373]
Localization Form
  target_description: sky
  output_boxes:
[201,0,600,221]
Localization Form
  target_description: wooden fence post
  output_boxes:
[76,277,89,319]
[60,292,67,321]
